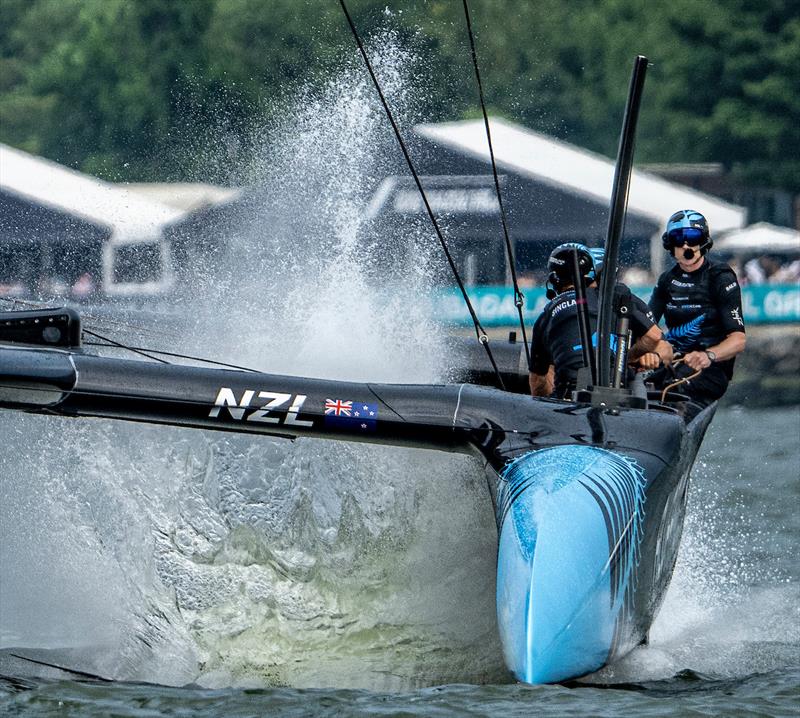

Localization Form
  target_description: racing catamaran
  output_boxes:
[0,7,716,685]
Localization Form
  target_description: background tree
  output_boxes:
[1,0,797,194]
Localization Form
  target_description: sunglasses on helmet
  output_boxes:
[666,227,706,246]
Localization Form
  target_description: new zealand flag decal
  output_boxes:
[325,398,378,432]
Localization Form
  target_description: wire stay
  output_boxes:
[337,0,506,390]
[461,0,530,366]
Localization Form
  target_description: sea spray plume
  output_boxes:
[1,409,438,685]
[185,32,446,383]
[0,413,199,684]
[642,449,798,678]
[148,436,503,689]
[0,411,503,687]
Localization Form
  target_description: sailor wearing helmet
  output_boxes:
[528,243,671,399]
[649,210,746,408]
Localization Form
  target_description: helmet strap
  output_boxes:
[545,272,560,300]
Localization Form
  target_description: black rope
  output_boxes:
[337,0,506,390]
[79,315,181,340]
[461,0,530,366]
[83,328,171,364]
[2,297,264,373]
[0,296,38,310]
[83,340,260,373]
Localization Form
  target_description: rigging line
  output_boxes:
[0,296,74,309]
[461,0,530,366]
[82,328,171,364]
[660,368,701,404]
[337,0,506,390]
[0,296,39,310]
[83,341,259,373]
[6,653,113,683]
[78,316,182,339]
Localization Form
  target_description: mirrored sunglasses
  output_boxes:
[667,227,705,246]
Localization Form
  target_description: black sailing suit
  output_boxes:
[649,258,745,405]
[529,284,655,399]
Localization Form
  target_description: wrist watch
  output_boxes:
[705,350,716,363]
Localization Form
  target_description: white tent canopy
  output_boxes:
[125,182,240,213]
[415,118,747,234]
[715,222,800,253]
[0,143,189,294]
[0,143,185,242]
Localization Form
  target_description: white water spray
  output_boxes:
[181,33,446,383]
[0,38,505,689]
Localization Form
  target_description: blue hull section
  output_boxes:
[496,445,646,684]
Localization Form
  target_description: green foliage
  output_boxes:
[0,0,797,191]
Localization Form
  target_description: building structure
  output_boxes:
[0,143,187,298]
[2,119,759,300]
[642,163,798,231]
[373,118,748,283]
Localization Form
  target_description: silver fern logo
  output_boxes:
[665,313,705,350]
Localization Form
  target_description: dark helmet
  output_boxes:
[661,209,712,253]
[546,243,601,298]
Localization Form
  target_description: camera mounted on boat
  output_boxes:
[0,308,82,348]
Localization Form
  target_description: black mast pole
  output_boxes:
[596,55,648,387]
[571,248,596,385]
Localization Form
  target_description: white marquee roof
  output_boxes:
[415,118,747,233]
[715,222,800,253]
[0,143,185,242]
[125,182,241,212]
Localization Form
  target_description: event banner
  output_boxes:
[436,284,800,327]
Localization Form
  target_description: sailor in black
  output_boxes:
[649,209,746,407]
[529,244,669,399]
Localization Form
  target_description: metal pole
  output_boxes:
[596,55,648,387]
[612,314,630,389]
[571,248,596,385]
